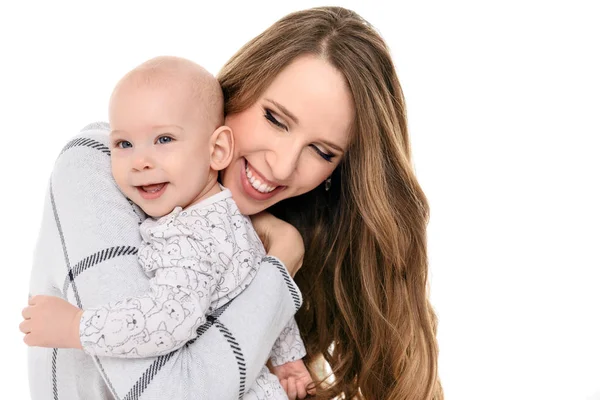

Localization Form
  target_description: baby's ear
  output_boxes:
[209,125,234,171]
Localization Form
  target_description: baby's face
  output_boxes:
[109,83,215,217]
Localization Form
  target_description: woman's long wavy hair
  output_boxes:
[218,6,442,400]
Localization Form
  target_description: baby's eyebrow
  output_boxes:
[151,125,184,132]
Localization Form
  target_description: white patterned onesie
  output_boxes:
[79,188,305,372]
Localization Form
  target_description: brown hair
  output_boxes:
[218,7,442,400]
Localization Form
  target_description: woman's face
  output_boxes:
[222,54,355,215]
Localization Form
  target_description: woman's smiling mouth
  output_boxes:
[241,160,284,200]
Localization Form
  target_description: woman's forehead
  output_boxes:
[262,55,355,147]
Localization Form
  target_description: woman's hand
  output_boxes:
[251,212,305,277]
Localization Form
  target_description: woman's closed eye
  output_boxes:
[264,107,334,161]
[264,109,288,131]
[310,144,334,162]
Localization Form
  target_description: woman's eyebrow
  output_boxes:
[265,99,299,124]
[322,140,343,153]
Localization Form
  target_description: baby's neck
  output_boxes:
[183,179,222,210]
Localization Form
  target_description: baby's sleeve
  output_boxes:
[269,317,307,366]
[81,220,218,358]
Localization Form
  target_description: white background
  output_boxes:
[1,0,599,398]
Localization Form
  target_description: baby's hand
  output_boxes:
[19,295,83,349]
[271,359,316,399]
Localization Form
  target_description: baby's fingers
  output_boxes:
[19,319,31,334]
[21,306,32,319]
[286,377,297,399]
[296,379,307,399]
[22,331,39,346]
[280,378,288,394]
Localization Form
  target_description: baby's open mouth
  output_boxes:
[136,182,168,200]
[139,183,166,193]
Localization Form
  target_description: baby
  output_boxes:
[20,56,313,398]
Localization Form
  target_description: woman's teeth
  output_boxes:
[245,165,276,193]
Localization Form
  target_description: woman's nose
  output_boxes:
[265,144,301,181]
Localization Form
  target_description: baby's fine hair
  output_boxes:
[113,56,224,129]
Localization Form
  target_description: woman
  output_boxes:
[27,6,441,400]
[219,7,442,399]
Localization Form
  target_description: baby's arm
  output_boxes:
[269,318,315,398]
[80,264,213,358]
[79,208,218,358]
[80,212,222,357]
[269,318,306,366]
[24,222,217,357]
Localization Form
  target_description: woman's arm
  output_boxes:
[27,123,303,399]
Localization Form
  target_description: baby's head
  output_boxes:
[109,56,233,217]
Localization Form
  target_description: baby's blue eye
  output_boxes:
[157,136,173,144]
[118,141,133,149]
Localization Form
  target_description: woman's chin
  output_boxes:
[235,196,269,216]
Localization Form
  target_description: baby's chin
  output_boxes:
[139,203,177,219]
[145,210,167,218]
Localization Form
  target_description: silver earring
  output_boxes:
[325,177,332,191]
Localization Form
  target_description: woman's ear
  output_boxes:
[209,125,234,171]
